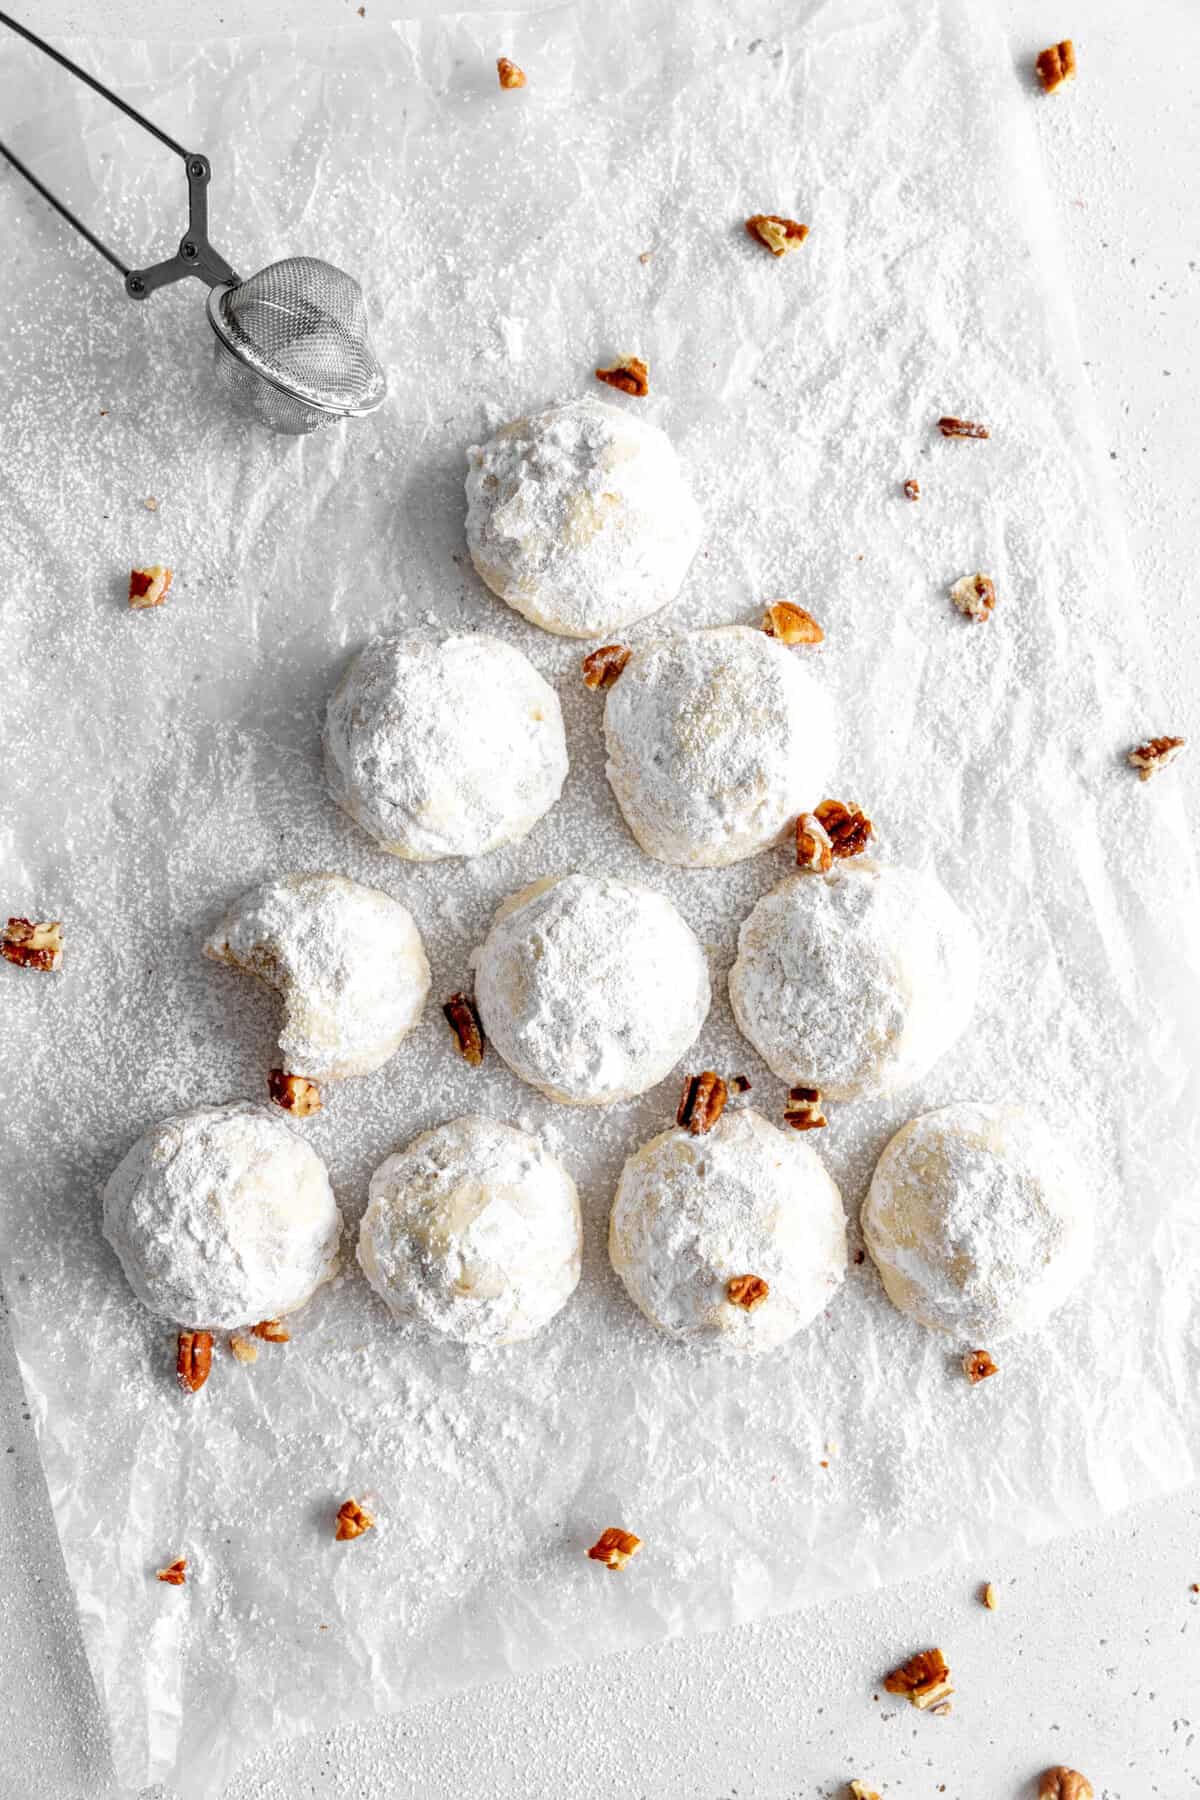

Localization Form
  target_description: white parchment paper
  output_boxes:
[2,2,1199,1793]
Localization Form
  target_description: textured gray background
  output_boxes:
[2,1,1198,1795]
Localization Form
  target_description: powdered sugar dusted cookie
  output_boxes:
[862,1101,1092,1340]
[205,872,430,1082]
[473,872,710,1105]
[102,1101,341,1330]
[602,625,838,865]
[323,633,568,859]
[609,1107,846,1353]
[357,1115,581,1346]
[465,395,703,638]
[729,859,978,1101]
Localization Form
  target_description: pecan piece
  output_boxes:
[1,917,63,971]
[784,1085,827,1131]
[443,992,485,1066]
[963,1348,999,1384]
[903,478,920,501]
[335,1498,375,1541]
[746,213,809,257]
[268,1070,322,1117]
[587,1526,641,1571]
[981,1581,998,1609]
[252,1318,290,1343]
[726,1274,769,1311]
[814,798,873,859]
[1038,1771,1093,1800]
[582,643,632,690]
[496,55,526,89]
[156,1557,188,1586]
[763,600,824,645]
[883,1647,954,1712]
[677,1070,728,1135]
[229,1332,258,1364]
[1035,40,1076,94]
[595,356,649,398]
[950,572,997,622]
[937,416,989,439]
[848,1786,881,1800]
[1128,735,1185,781]
[795,811,833,873]
[729,1074,752,1094]
[177,1331,213,1394]
[128,564,173,609]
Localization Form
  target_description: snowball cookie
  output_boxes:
[862,1101,1093,1341]
[473,872,710,1105]
[464,395,703,638]
[204,872,430,1082]
[609,1107,846,1354]
[729,859,979,1102]
[323,632,568,859]
[603,626,838,866]
[102,1101,341,1329]
[357,1115,582,1345]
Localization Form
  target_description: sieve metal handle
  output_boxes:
[0,8,239,298]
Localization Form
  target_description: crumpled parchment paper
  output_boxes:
[2,2,1199,1794]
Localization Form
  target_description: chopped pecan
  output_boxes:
[1035,39,1076,94]
[963,1348,999,1384]
[587,1526,641,1571]
[763,600,824,645]
[815,798,873,858]
[156,1557,188,1586]
[677,1071,728,1135]
[883,1647,954,1712]
[795,812,833,873]
[729,1074,752,1094]
[950,572,997,622]
[268,1070,322,1117]
[229,1332,258,1365]
[937,416,989,439]
[335,1498,375,1542]
[981,1581,998,1609]
[252,1319,290,1343]
[726,1274,769,1311]
[496,56,526,89]
[746,213,809,257]
[784,1085,827,1131]
[443,992,485,1066]
[848,1786,881,1800]
[1,917,63,971]
[595,357,649,398]
[128,564,172,609]
[1038,1771,1093,1800]
[177,1331,213,1394]
[903,478,920,501]
[1128,735,1185,781]
[582,643,632,690]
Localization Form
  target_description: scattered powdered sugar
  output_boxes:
[603,625,838,865]
[729,860,980,1101]
[861,1101,1094,1341]
[472,872,712,1104]
[205,871,431,1081]
[100,1101,342,1330]
[609,1106,847,1352]
[464,395,703,638]
[358,1115,582,1346]
[323,632,568,859]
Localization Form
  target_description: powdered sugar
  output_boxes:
[465,396,703,638]
[602,626,838,865]
[204,872,430,1081]
[861,1101,1094,1341]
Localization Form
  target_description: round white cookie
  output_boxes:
[465,395,703,638]
[473,872,710,1105]
[204,872,430,1082]
[729,859,979,1101]
[102,1101,341,1330]
[603,625,838,865]
[323,632,568,859]
[609,1107,846,1353]
[862,1101,1092,1341]
[357,1115,582,1346]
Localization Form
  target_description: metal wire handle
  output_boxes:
[0,8,238,297]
